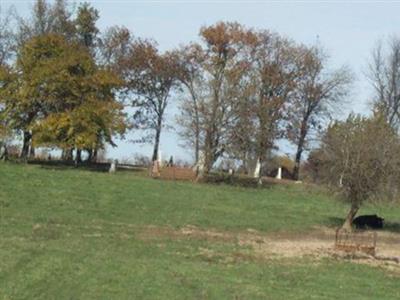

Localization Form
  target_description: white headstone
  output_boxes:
[253,158,261,178]
[193,151,205,173]
[0,144,6,161]
[109,159,117,173]
[157,149,163,168]
[276,167,282,180]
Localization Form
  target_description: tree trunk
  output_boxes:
[202,125,216,175]
[342,202,360,230]
[74,148,81,167]
[29,145,35,159]
[74,148,82,167]
[189,85,200,165]
[92,148,98,163]
[292,122,307,181]
[87,149,93,163]
[203,148,214,176]
[61,149,67,160]
[0,145,8,161]
[62,148,73,162]
[152,117,162,162]
[292,143,304,181]
[242,155,248,175]
[20,131,32,160]
[194,127,200,165]
[257,157,263,186]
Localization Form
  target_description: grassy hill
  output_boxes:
[1,162,399,299]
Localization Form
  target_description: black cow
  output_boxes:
[352,214,384,229]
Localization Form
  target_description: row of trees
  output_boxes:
[0,1,351,178]
[175,23,351,180]
[1,1,399,185]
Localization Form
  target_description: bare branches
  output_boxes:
[125,39,181,161]
[288,45,352,179]
[369,37,400,129]
[314,113,400,228]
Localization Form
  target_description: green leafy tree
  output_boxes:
[3,33,125,161]
[316,113,400,229]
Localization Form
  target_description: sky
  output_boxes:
[2,0,400,163]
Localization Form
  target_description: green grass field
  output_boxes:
[1,162,399,299]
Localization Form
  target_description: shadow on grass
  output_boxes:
[29,160,110,172]
[325,216,400,233]
[202,173,281,189]
[325,217,344,228]
[384,221,400,233]
[28,160,146,174]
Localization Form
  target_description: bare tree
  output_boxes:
[99,26,133,73]
[225,81,257,174]
[13,0,55,47]
[288,46,352,180]
[175,43,206,164]
[126,39,180,161]
[197,22,257,174]
[0,6,14,66]
[316,113,400,229]
[369,37,400,129]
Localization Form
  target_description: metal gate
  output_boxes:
[335,228,377,256]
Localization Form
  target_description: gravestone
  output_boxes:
[0,144,7,161]
[109,159,118,173]
[253,158,261,178]
[193,151,205,175]
[157,149,163,168]
[168,155,174,167]
[276,167,282,180]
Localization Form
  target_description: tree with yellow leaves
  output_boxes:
[2,33,126,163]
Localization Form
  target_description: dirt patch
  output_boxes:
[137,224,236,243]
[137,224,400,272]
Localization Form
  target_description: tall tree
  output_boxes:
[14,0,54,46]
[126,39,180,161]
[225,81,257,174]
[99,26,133,72]
[0,64,14,159]
[198,22,257,174]
[288,46,351,180]
[5,34,125,162]
[175,43,206,164]
[369,37,400,130]
[75,2,99,50]
[8,0,79,158]
[249,32,299,182]
[51,0,76,40]
[0,6,13,66]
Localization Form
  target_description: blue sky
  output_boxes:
[2,0,400,162]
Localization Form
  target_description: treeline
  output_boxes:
[1,1,400,195]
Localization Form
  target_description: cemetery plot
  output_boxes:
[151,164,197,181]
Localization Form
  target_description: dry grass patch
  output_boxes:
[137,224,400,273]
